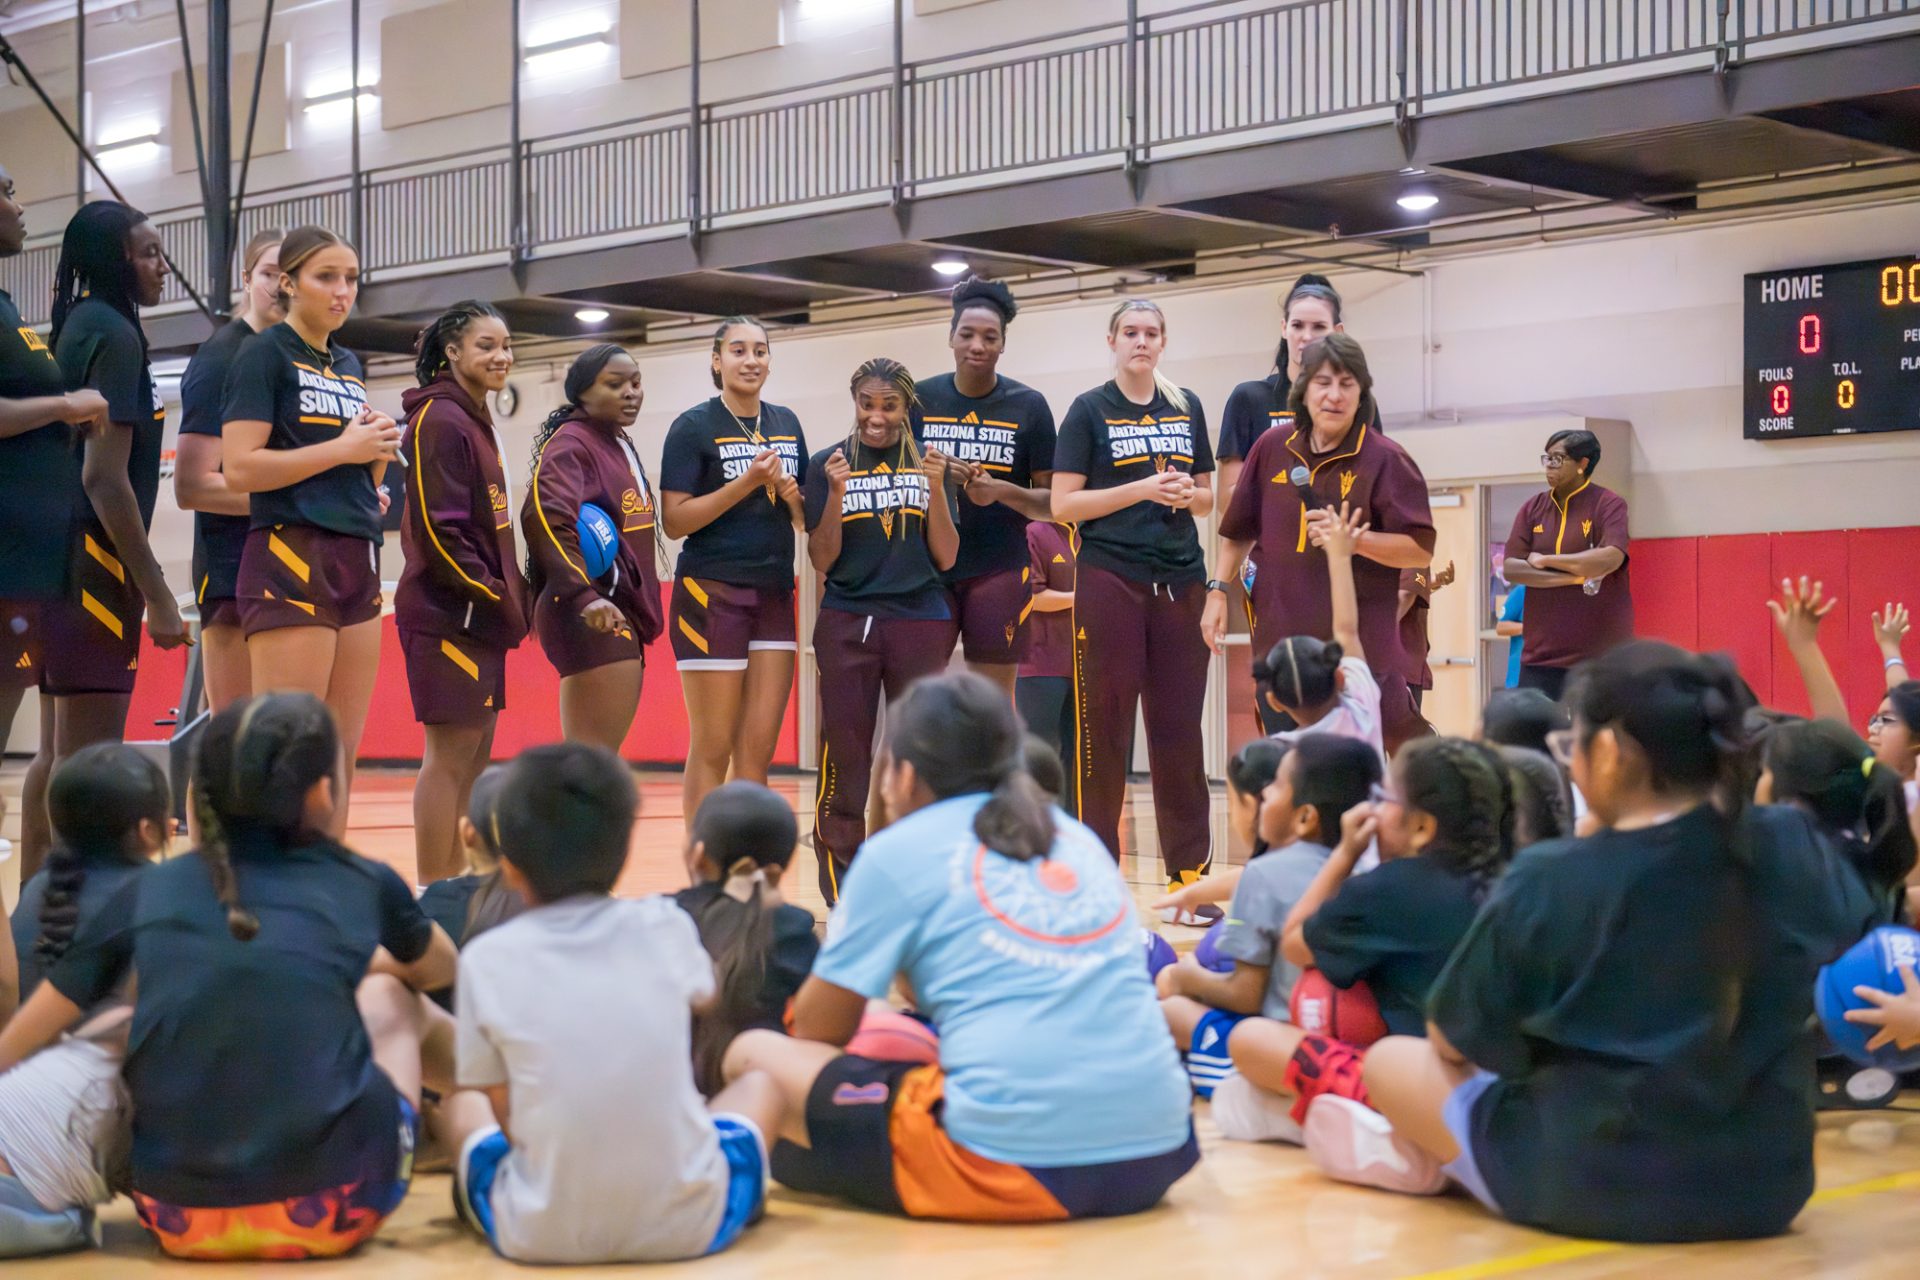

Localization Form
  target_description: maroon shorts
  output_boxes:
[0,598,45,692]
[951,567,1033,665]
[533,591,642,678]
[237,526,383,636]
[199,597,243,631]
[401,630,507,725]
[41,533,144,697]
[669,577,796,671]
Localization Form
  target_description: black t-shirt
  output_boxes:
[911,373,1057,582]
[9,857,148,1004]
[802,438,956,620]
[673,880,818,1034]
[1301,855,1478,1037]
[49,836,434,1205]
[222,322,378,541]
[178,318,259,601]
[0,287,79,597]
[659,398,809,587]
[53,296,164,532]
[1052,381,1213,585]
[1429,805,1881,1243]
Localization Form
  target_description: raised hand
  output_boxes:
[1873,601,1910,656]
[1766,575,1837,649]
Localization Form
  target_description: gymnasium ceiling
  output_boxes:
[154,31,1920,360]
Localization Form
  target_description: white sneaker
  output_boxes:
[1159,903,1223,927]
[0,836,12,863]
[1303,1095,1447,1195]
[1211,1074,1304,1145]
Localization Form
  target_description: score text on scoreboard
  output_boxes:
[1743,256,1920,440]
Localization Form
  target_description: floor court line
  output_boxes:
[1392,1168,1920,1280]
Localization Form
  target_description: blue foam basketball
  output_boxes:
[1194,920,1234,973]
[578,502,618,580]
[1816,925,1920,1072]
[1143,932,1176,979]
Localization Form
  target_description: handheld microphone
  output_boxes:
[1289,465,1320,513]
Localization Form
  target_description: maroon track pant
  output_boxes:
[1070,566,1212,886]
[813,606,960,903]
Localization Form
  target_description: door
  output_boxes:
[1423,488,1482,737]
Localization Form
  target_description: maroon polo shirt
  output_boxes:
[1021,520,1076,679]
[1502,481,1633,670]
[1398,566,1433,690]
[1219,421,1434,674]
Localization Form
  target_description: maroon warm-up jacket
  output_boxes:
[521,410,664,645]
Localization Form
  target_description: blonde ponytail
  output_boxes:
[1107,299,1188,412]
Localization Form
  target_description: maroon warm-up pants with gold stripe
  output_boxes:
[813,606,960,903]
[1071,566,1212,886]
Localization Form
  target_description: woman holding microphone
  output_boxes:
[1205,334,1434,753]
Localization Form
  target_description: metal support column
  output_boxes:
[350,0,365,251]
[1123,0,1138,173]
[74,8,85,203]
[889,0,904,208]
[688,0,702,240]
[206,0,233,318]
[509,0,525,269]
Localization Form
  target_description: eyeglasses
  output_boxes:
[1368,782,1402,807]
[1546,729,1576,767]
[1541,454,1573,469]
[1868,713,1900,731]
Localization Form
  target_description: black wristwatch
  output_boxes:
[1205,579,1231,594]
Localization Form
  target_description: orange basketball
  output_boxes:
[1289,969,1389,1048]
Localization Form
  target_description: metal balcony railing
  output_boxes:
[3,0,1914,325]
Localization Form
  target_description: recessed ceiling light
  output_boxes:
[1396,192,1440,212]
[932,259,969,277]
[575,308,610,324]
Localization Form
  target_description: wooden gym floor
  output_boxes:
[5,764,1920,1278]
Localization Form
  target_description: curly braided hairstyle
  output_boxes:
[414,299,508,387]
[190,693,342,941]
[1397,737,1516,895]
[844,357,923,475]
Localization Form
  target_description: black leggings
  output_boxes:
[1517,664,1571,702]
[1015,675,1078,791]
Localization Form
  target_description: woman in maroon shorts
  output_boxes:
[803,357,959,903]
[223,224,401,830]
[660,316,807,823]
[396,300,528,882]
[521,344,663,752]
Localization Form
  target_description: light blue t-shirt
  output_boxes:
[1501,585,1527,688]
[814,795,1192,1168]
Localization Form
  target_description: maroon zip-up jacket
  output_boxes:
[521,409,664,645]
[396,378,530,648]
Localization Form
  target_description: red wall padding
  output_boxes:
[1633,527,1920,725]
[124,583,801,766]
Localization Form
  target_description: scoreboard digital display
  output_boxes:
[1743,255,1920,440]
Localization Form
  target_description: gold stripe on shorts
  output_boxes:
[84,534,125,583]
[440,639,481,681]
[80,590,124,639]
[268,532,312,584]
[677,616,710,654]
[682,577,710,608]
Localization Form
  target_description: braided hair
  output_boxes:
[189,692,342,941]
[845,357,924,475]
[1396,737,1516,895]
[414,299,508,387]
[50,200,150,346]
[950,276,1018,331]
[37,743,170,969]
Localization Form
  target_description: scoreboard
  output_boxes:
[1743,255,1920,440]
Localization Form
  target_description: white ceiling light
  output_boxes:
[302,85,379,117]
[524,30,611,68]
[96,132,163,161]
[575,307,610,324]
[1396,192,1440,212]
[931,258,968,277]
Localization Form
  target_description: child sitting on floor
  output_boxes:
[1212,737,1515,1143]
[1157,733,1381,1099]
[0,745,171,1258]
[444,742,784,1264]
[0,693,458,1261]
[416,765,527,1012]
[675,781,820,1096]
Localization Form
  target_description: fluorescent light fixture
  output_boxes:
[303,85,379,116]
[1396,192,1440,212]
[931,258,969,277]
[524,30,610,66]
[575,307,610,324]
[96,132,162,160]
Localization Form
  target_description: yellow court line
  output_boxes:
[1396,1169,1920,1280]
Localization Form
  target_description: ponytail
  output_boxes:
[1106,299,1188,412]
[886,674,1056,862]
[189,692,342,941]
[38,743,170,968]
[1764,718,1918,898]
[1254,635,1344,712]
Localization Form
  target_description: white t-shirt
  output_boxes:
[1276,656,1386,767]
[456,895,728,1263]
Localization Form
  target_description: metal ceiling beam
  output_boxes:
[935,226,1197,274]
[1423,157,1686,217]
[1165,192,1356,238]
[727,258,937,297]
[1761,103,1920,156]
